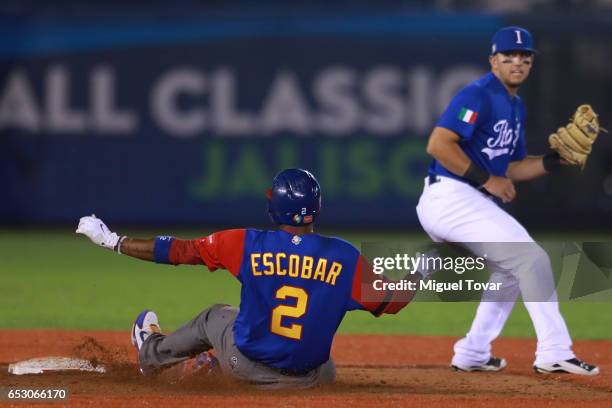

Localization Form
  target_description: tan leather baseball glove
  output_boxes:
[549,104,607,168]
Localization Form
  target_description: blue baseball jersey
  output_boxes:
[161,228,402,372]
[430,72,527,183]
[233,229,363,371]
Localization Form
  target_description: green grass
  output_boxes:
[1,229,611,339]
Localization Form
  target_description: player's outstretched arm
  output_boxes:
[76,214,155,261]
[118,238,155,261]
[76,215,244,274]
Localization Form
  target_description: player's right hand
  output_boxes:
[76,214,122,251]
[483,176,516,203]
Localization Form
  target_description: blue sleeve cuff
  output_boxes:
[154,236,175,264]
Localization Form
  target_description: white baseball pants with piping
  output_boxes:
[416,176,575,366]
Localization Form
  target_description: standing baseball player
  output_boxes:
[77,168,409,388]
[416,26,600,375]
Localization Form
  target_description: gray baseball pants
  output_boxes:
[139,304,336,389]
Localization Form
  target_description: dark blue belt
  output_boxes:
[428,174,441,185]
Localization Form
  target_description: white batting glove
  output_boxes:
[76,214,124,252]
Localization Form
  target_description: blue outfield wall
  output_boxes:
[1,12,611,228]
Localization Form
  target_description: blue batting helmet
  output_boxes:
[491,26,537,55]
[266,168,321,226]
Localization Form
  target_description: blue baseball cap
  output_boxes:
[491,26,537,55]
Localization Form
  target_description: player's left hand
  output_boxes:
[76,214,122,251]
[549,104,607,169]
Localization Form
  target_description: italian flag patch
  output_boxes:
[458,107,478,124]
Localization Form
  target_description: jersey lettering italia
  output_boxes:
[164,229,404,372]
[430,72,528,183]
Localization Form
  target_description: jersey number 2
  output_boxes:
[271,285,308,340]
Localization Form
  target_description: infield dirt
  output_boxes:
[1,330,610,407]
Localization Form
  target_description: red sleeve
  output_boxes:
[169,240,203,265]
[351,256,385,315]
[351,255,413,316]
[169,229,246,277]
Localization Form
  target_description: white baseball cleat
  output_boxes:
[131,309,162,351]
[534,358,600,376]
[451,356,507,372]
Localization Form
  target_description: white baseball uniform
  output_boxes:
[416,71,575,366]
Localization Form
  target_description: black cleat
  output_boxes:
[451,356,507,372]
[534,358,600,376]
